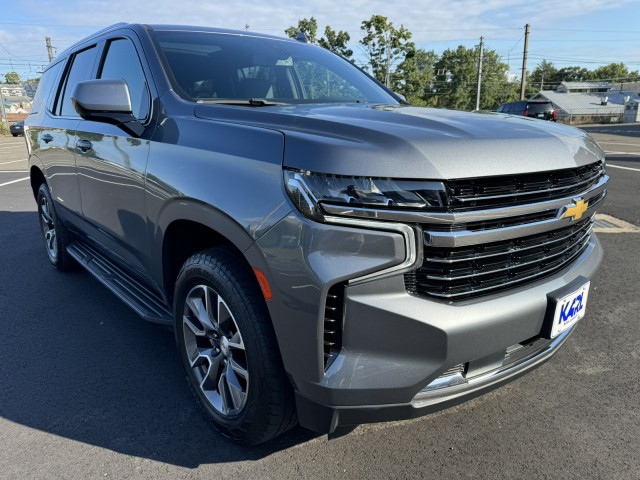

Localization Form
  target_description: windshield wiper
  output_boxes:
[197,98,288,107]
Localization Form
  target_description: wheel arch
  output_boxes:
[30,165,46,199]
[154,198,269,304]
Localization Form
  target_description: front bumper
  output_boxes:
[253,212,603,433]
[295,324,576,432]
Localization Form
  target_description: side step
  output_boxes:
[67,241,173,326]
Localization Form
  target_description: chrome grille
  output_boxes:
[406,217,594,300]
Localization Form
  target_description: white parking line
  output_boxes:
[606,164,640,172]
[598,142,640,147]
[0,170,29,173]
[0,176,29,187]
[605,151,640,156]
[0,160,26,165]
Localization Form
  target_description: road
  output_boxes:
[0,129,639,480]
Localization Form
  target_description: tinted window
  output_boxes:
[30,61,63,114]
[151,31,397,105]
[527,102,552,114]
[99,38,150,120]
[58,46,98,116]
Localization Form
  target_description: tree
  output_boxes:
[399,49,438,105]
[4,72,21,84]
[285,17,319,44]
[285,18,353,61]
[556,66,591,82]
[432,45,513,110]
[319,26,353,60]
[359,15,415,88]
[591,63,639,82]
[530,60,558,90]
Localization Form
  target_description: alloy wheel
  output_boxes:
[39,194,58,262]
[182,284,249,416]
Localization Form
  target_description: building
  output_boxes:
[0,85,23,96]
[531,81,640,125]
[2,95,32,114]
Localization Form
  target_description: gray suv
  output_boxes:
[25,23,607,444]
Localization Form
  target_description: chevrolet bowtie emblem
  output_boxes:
[562,199,589,221]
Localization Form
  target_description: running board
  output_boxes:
[67,241,173,326]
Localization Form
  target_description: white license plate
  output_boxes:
[537,113,545,118]
[551,282,590,338]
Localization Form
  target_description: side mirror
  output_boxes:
[71,79,144,136]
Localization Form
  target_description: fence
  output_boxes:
[556,109,624,126]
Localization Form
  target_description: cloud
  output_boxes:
[2,0,636,79]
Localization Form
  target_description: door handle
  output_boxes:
[41,134,53,144]
[76,140,93,152]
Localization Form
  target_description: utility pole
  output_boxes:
[45,37,55,62]
[0,88,8,131]
[520,24,530,100]
[475,36,484,111]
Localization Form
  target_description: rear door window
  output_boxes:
[56,46,98,117]
[30,61,63,114]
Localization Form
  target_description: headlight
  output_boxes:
[285,169,447,220]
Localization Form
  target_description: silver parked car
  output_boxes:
[25,23,607,444]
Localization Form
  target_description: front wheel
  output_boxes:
[174,247,296,444]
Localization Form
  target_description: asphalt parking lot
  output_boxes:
[1,127,639,479]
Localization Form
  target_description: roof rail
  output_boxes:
[88,22,129,38]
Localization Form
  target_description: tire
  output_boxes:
[36,182,75,271]
[174,247,297,445]
[12,134,18,137]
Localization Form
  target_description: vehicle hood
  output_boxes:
[194,103,604,179]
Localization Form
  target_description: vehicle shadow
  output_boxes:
[0,211,320,468]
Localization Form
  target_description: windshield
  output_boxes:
[150,30,398,105]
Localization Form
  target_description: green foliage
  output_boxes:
[430,45,513,110]
[359,15,415,88]
[400,49,438,105]
[556,66,592,82]
[319,26,353,60]
[285,17,319,44]
[4,72,21,84]
[285,17,640,110]
[285,18,353,61]
[591,63,639,82]
[530,60,558,90]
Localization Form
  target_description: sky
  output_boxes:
[1,0,639,82]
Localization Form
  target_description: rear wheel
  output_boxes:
[174,247,296,444]
[36,183,75,271]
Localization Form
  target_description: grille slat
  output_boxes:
[446,162,604,211]
[424,224,592,281]
[425,220,590,264]
[408,217,594,300]
[323,285,344,369]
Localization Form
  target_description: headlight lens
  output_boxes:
[285,169,447,220]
